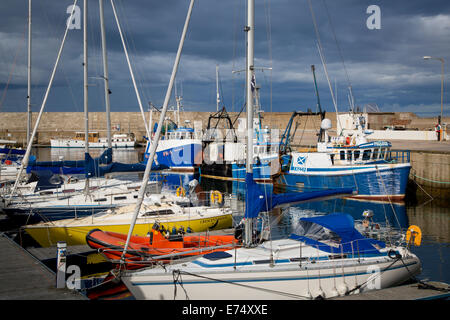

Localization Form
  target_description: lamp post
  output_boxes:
[423,56,444,140]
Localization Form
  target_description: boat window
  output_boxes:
[114,196,127,200]
[372,148,378,160]
[142,209,175,217]
[347,150,352,161]
[94,198,107,202]
[354,150,360,160]
[290,220,341,245]
[203,251,232,261]
[379,148,386,159]
[39,190,53,195]
[340,150,345,160]
[362,149,371,161]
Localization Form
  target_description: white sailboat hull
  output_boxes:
[122,248,421,300]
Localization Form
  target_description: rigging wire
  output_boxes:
[306,0,343,133]
[116,0,154,110]
[322,0,355,111]
[38,0,80,112]
[263,0,273,127]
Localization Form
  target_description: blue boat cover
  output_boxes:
[244,172,354,219]
[29,170,65,192]
[0,147,26,156]
[84,152,168,177]
[289,213,386,255]
[26,149,112,174]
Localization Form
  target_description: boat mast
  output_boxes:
[83,0,90,192]
[175,83,181,127]
[9,0,78,199]
[119,0,195,262]
[216,64,220,112]
[311,65,325,142]
[244,0,255,247]
[99,0,112,150]
[26,0,32,146]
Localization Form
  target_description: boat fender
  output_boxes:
[171,227,177,235]
[176,186,186,197]
[149,232,153,245]
[210,190,223,205]
[186,226,193,233]
[178,226,185,235]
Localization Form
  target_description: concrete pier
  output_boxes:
[0,233,86,300]
[331,281,450,300]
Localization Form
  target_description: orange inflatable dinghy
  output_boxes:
[86,226,239,269]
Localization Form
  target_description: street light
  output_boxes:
[423,56,445,140]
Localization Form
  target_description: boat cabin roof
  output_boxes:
[168,127,194,133]
[329,140,391,150]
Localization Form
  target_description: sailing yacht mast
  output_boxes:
[216,64,220,111]
[119,0,195,262]
[83,0,90,191]
[99,0,112,150]
[244,0,255,247]
[26,0,32,146]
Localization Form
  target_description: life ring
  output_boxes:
[210,190,223,205]
[176,186,186,197]
[406,225,422,246]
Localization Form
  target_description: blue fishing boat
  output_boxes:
[278,113,411,201]
[143,126,202,171]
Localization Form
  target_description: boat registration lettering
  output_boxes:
[291,155,307,173]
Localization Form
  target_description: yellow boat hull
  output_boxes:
[24,214,233,247]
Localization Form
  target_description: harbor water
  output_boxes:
[1,147,448,299]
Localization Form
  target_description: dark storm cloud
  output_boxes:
[0,0,448,117]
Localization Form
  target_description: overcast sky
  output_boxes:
[0,0,449,119]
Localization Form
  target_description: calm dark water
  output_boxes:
[5,147,449,299]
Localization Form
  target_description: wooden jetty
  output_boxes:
[0,233,86,300]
